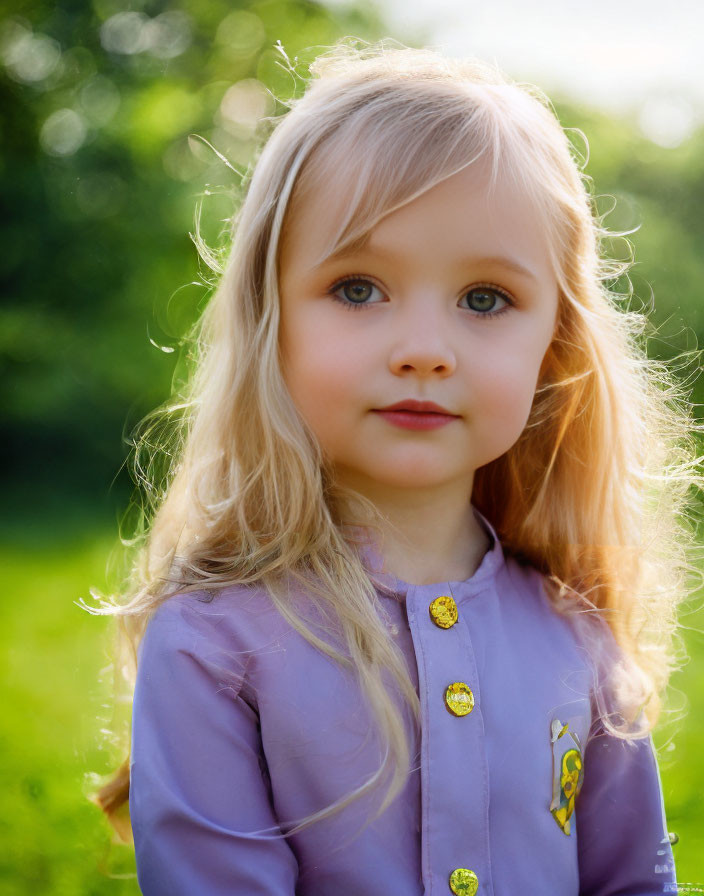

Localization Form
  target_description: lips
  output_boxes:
[375,399,458,416]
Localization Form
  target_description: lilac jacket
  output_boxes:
[129,507,676,895]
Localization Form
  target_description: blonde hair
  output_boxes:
[81,36,704,845]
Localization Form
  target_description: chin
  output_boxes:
[376,470,467,489]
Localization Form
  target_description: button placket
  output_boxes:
[408,584,492,895]
[438,590,476,892]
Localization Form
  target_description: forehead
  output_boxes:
[279,151,557,283]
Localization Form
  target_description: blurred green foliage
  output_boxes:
[2,0,704,891]
[1,0,387,512]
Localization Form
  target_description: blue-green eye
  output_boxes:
[328,277,383,311]
[326,276,514,317]
[462,285,513,317]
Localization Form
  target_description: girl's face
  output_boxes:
[278,159,559,504]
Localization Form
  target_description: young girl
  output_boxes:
[83,37,701,895]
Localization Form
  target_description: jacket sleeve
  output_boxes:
[129,598,299,895]
[577,725,676,895]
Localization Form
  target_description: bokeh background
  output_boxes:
[2,0,704,891]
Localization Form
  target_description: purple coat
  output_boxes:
[129,507,676,894]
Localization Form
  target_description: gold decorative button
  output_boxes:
[449,868,478,895]
[429,595,458,628]
[444,682,474,717]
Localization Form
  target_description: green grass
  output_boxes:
[0,528,137,895]
[1,523,703,894]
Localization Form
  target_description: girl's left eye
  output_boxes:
[327,276,514,318]
[460,284,513,317]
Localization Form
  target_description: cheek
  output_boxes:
[280,319,362,431]
[473,345,547,455]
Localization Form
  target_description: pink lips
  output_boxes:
[372,399,459,431]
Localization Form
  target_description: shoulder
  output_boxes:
[501,554,582,642]
[145,581,293,642]
[141,576,333,671]
[138,583,297,688]
[502,556,615,657]
[500,555,624,694]
[504,558,645,735]
[491,554,598,690]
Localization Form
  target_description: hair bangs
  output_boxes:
[284,78,574,291]
[285,92,503,271]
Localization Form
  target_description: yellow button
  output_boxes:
[445,682,474,717]
[429,595,458,628]
[449,868,478,895]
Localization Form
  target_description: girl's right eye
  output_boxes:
[327,276,384,312]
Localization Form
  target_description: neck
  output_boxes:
[338,479,490,586]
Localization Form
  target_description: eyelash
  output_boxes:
[326,274,514,318]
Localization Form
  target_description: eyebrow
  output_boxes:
[316,244,538,283]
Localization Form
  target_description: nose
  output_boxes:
[387,301,457,378]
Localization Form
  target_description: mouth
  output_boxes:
[371,404,460,430]
[374,400,459,416]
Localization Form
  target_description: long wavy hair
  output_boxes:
[81,37,704,845]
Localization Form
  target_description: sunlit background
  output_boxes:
[384,0,704,145]
[2,0,703,891]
